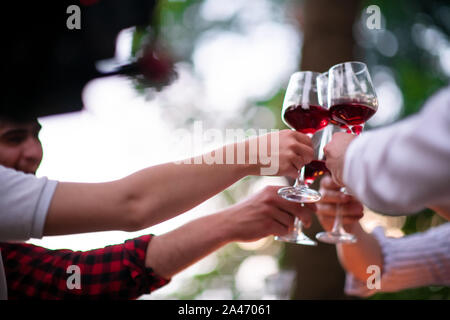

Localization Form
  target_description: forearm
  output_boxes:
[344,223,450,295]
[336,223,383,282]
[44,143,256,235]
[123,144,256,227]
[343,97,450,215]
[145,211,234,279]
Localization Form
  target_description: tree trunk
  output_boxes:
[299,0,363,72]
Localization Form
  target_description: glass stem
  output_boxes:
[294,133,312,189]
[293,205,305,235]
[331,187,347,234]
[293,166,306,188]
[331,203,343,234]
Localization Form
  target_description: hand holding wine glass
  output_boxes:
[316,61,378,244]
[275,71,330,245]
[277,71,329,203]
[315,175,364,231]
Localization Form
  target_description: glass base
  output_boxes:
[277,186,321,203]
[315,231,357,244]
[274,233,318,246]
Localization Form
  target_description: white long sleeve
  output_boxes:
[343,86,450,215]
[345,223,450,297]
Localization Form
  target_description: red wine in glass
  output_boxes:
[328,119,353,134]
[329,102,376,129]
[283,104,329,134]
[304,160,329,185]
[316,62,378,245]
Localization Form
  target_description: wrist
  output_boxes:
[195,210,235,245]
[222,140,260,176]
[213,209,241,243]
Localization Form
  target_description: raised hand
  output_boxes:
[222,185,315,242]
[241,129,314,178]
[315,175,364,231]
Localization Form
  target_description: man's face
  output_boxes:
[0,119,43,174]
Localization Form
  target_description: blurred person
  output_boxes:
[0,115,315,299]
[323,86,450,218]
[315,175,450,297]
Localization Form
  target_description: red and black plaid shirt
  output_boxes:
[0,234,170,299]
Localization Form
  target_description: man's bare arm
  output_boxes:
[44,131,313,235]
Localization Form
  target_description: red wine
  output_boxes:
[328,119,353,133]
[304,160,329,185]
[351,125,363,135]
[283,104,329,134]
[329,102,375,126]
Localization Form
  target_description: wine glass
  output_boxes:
[277,71,329,202]
[327,61,378,134]
[303,72,330,187]
[276,71,329,245]
[316,61,378,244]
[276,127,332,245]
[314,125,356,244]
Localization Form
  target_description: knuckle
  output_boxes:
[289,150,299,160]
[287,141,297,150]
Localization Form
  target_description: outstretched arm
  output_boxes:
[145,186,314,279]
[44,130,313,235]
[324,87,450,216]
